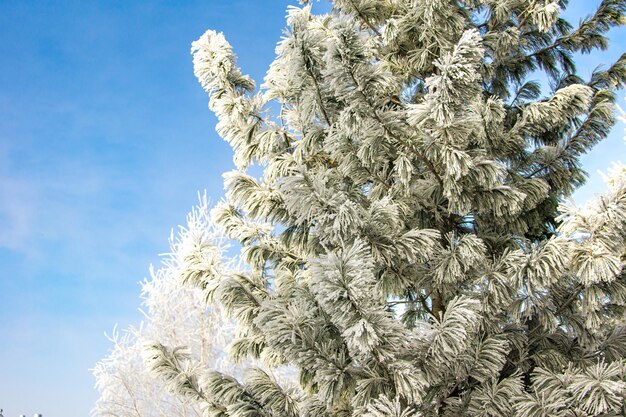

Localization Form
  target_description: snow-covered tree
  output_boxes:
[137,1,626,416]
[92,197,239,417]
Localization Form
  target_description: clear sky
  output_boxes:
[0,1,623,417]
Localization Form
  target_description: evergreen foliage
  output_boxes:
[106,1,626,416]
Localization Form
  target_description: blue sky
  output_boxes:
[0,1,623,416]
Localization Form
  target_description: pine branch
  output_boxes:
[431,292,445,320]
[346,0,382,37]
[417,293,433,316]
[306,63,333,126]
[518,0,538,29]
[344,65,445,188]
[526,0,625,59]
[295,29,332,126]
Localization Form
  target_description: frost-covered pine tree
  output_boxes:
[143,1,626,415]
